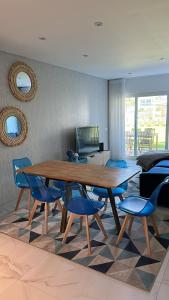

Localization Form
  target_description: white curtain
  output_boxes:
[108,78,126,160]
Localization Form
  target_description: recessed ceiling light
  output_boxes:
[94,21,103,27]
[38,37,47,40]
[83,54,88,58]
[160,57,166,61]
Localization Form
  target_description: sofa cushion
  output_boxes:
[155,160,169,168]
[147,167,169,174]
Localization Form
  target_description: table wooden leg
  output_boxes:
[40,178,50,212]
[81,184,88,197]
[107,188,121,234]
[82,184,87,191]
[60,206,68,233]
[60,185,71,233]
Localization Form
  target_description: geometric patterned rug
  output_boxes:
[0,199,169,291]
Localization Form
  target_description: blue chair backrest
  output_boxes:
[66,150,75,162]
[105,159,127,168]
[53,180,67,190]
[24,173,46,200]
[105,159,128,190]
[62,184,88,207]
[149,176,169,206]
[24,173,44,189]
[66,150,88,164]
[12,157,32,187]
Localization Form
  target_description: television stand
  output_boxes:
[87,150,110,166]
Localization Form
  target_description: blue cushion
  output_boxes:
[16,182,30,189]
[67,197,105,215]
[92,186,125,198]
[147,167,169,174]
[118,196,155,216]
[155,160,169,168]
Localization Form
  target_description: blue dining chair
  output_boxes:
[116,176,169,256]
[12,157,32,211]
[92,159,128,211]
[62,185,108,254]
[24,173,62,234]
[53,180,79,191]
[66,150,87,164]
[52,180,79,210]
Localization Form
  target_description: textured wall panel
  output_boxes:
[0,51,108,208]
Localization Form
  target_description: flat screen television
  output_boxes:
[76,126,99,155]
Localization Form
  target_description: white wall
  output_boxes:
[125,74,169,95]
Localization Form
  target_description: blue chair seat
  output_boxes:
[67,196,105,215]
[92,186,125,198]
[17,182,30,189]
[117,196,155,217]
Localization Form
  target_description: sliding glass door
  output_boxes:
[125,95,168,157]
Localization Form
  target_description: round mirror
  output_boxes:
[16,72,32,93]
[5,116,22,138]
[8,61,37,102]
[0,107,28,146]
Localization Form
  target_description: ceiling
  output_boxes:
[1,0,169,79]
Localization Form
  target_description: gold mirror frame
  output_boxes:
[0,106,28,146]
[8,61,37,102]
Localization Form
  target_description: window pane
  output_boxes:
[137,95,167,154]
[125,97,135,156]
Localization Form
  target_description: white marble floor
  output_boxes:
[0,233,169,300]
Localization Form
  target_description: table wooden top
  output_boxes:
[18,160,140,188]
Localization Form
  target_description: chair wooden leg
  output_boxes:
[56,200,63,212]
[103,198,108,212]
[62,213,75,243]
[44,203,49,234]
[53,199,62,211]
[53,202,57,210]
[128,216,134,233]
[47,203,50,216]
[80,216,83,230]
[119,194,124,201]
[151,214,160,237]
[116,214,131,245]
[28,200,39,226]
[85,215,91,255]
[142,217,151,256]
[94,213,108,239]
[27,189,31,211]
[15,188,25,210]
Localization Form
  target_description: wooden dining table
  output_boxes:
[18,160,140,233]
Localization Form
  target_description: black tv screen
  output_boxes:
[76,126,99,155]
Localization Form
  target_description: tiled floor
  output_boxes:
[0,205,169,292]
[0,233,169,300]
[0,169,168,299]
